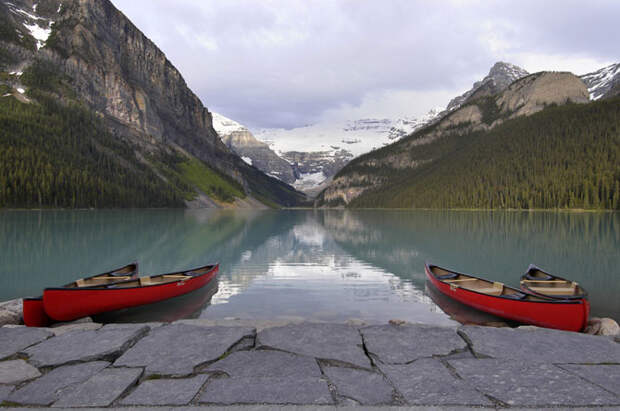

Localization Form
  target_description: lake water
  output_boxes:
[1,209,618,324]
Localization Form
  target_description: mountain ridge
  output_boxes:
[0,0,306,208]
[317,64,617,209]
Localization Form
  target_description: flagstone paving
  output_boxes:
[7,361,109,406]
[361,324,467,364]
[256,323,370,369]
[114,324,255,377]
[23,325,149,368]
[0,360,40,384]
[0,321,618,408]
[0,327,52,360]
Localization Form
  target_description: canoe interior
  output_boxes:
[521,268,585,297]
[103,265,216,289]
[430,266,549,301]
[64,263,138,288]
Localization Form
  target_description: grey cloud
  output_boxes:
[112,0,619,129]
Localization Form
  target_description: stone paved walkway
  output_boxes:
[0,321,619,408]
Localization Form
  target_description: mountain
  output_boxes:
[317,66,619,210]
[253,109,442,191]
[0,0,305,208]
[446,62,529,111]
[580,63,620,101]
[212,112,298,185]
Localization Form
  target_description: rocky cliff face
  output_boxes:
[0,0,305,207]
[45,0,234,171]
[446,62,529,111]
[319,66,591,207]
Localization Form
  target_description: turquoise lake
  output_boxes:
[1,209,618,324]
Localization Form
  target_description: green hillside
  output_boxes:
[0,90,253,208]
[348,98,620,209]
[0,93,186,208]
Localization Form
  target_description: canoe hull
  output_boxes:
[23,297,51,327]
[43,265,218,322]
[425,264,588,332]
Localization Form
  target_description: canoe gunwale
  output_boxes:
[426,264,579,305]
[42,263,219,322]
[44,264,218,292]
[520,264,588,301]
[425,263,589,331]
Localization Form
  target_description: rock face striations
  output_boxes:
[0,0,305,207]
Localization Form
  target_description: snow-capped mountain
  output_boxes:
[580,63,620,101]
[212,109,442,193]
[256,109,442,159]
[446,62,529,111]
[253,108,442,191]
[211,112,298,184]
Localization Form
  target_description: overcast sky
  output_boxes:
[112,0,618,130]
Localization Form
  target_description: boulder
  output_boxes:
[0,298,23,326]
[584,317,619,336]
[599,318,620,336]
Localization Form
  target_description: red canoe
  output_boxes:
[425,263,589,332]
[520,264,589,301]
[43,264,218,322]
[23,262,139,327]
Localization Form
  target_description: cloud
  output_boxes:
[111,0,619,129]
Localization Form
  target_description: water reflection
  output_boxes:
[320,210,619,319]
[0,209,617,323]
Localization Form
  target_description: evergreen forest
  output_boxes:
[347,98,620,209]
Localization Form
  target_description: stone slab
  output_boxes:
[7,361,109,405]
[49,322,102,336]
[379,358,491,406]
[23,324,148,368]
[559,364,620,395]
[199,376,333,405]
[459,325,620,363]
[0,359,41,384]
[52,367,142,407]
[205,350,321,378]
[114,324,255,376]
[450,358,619,406]
[0,327,52,360]
[0,385,13,403]
[361,324,465,364]
[120,374,209,405]
[323,366,394,405]
[257,323,370,369]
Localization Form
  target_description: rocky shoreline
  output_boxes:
[0,317,619,408]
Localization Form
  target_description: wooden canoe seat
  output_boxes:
[76,279,87,287]
[529,285,576,295]
[473,282,504,296]
[139,277,154,286]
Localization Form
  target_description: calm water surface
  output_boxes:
[1,210,618,324]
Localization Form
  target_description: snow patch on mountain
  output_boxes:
[255,108,443,159]
[6,2,54,50]
[580,63,620,100]
[211,111,246,135]
[293,171,326,191]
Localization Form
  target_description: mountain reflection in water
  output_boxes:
[0,209,617,323]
